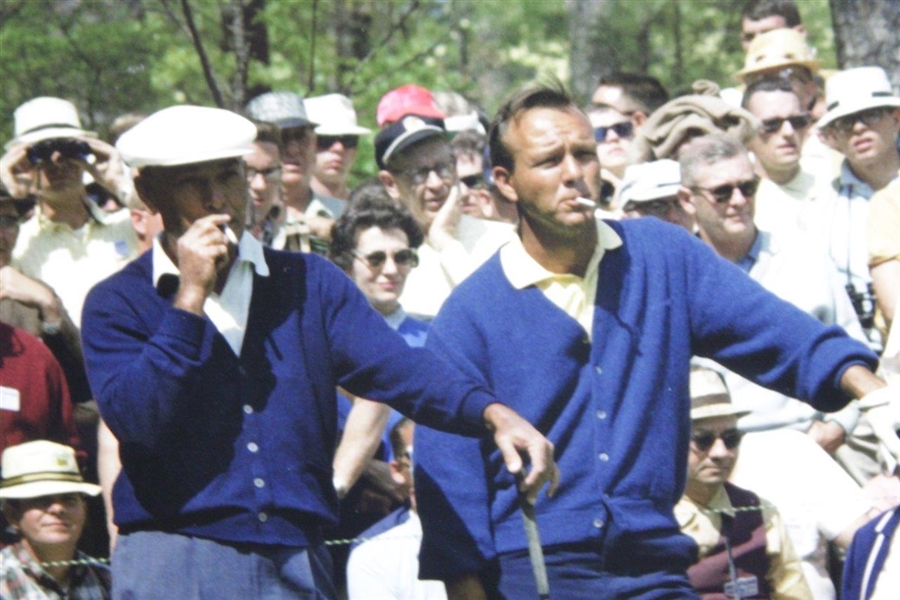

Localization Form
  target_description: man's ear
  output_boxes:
[677,186,697,215]
[379,170,402,201]
[132,173,160,215]
[817,128,838,151]
[631,111,648,130]
[492,166,519,204]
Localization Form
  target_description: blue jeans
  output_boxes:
[113,531,335,599]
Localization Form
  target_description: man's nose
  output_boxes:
[561,152,584,181]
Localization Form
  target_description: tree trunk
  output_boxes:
[829,0,900,89]
[566,0,612,103]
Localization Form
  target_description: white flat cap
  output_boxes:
[116,105,256,168]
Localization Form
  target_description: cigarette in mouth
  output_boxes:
[575,197,597,208]
[222,224,239,245]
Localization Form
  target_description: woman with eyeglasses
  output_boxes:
[327,189,430,592]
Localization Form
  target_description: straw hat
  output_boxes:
[817,67,900,130]
[0,441,100,499]
[735,29,821,82]
[7,97,97,150]
[304,94,371,136]
[689,368,751,421]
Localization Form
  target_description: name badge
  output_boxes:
[724,575,759,598]
[0,386,21,412]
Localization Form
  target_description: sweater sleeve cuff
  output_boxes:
[459,389,501,435]
[157,307,207,358]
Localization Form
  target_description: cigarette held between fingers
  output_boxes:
[222,224,239,245]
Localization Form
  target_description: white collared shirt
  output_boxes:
[152,231,269,356]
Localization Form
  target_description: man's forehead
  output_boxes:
[741,15,788,33]
[145,157,242,179]
[589,107,629,128]
[694,154,753,184]
[747,89,801,115]
[507,106,592,147]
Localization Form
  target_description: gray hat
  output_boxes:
[116,105,256,168]
[690,368,751,421]
[245,92,317,129]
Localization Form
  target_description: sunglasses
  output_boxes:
[760,114,812,134]
[828,108,889,135]
[745,66,813,86]
[691,429,743,452]
[693,177,760,203]
[27,139,92,165]
[594,121,634,143]
[460,173,487,190]
[245,165,282,182]
[316,135,360,151]
[353,248,419,270]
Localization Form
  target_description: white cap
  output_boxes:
[305,94,371,136]
[689,368,751,421]
[8,97,96,150]
[0,441,101,499]
[619,160,682,206]
[818,67,900,130]
[116,105,256,168]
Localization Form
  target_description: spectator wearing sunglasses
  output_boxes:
[680,133,867,447]
[450,131,517,224]
[818,68,900,353]
[588,106,637,214]
[306,94,371,202]
[742,79,837,245]
[675,367,812,600]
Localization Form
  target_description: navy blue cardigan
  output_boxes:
[81,248,495,546]
[415,218,877,580]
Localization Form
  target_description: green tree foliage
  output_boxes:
[0,0,838,183]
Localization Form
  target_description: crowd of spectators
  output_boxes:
[1,1,899,598]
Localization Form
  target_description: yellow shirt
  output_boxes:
[500,218,622,340]
[12,202,137,328]
[675,487,813,600]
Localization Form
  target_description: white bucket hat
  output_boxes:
[304,94,371,137]
[0,441,101,499]
[116,105,256,168]
[818,66,900,130]
[7,97,97,150]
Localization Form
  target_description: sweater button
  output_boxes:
[593,518,605,529]
[247,442,259,453]
[594,366,602,375]
[258,512,268,522]
[596,410,607,420]
[598,453,609,462]
[243,404,253,415]
[254,478,265,488]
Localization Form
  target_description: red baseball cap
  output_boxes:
[376,85,446,128]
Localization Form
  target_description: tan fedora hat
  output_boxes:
[735,29,822,82]
[689,368,752,421]
[7,97,97,150]
[0,440,101,499]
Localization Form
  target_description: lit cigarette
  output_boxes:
[575,197,597,208]
[222,224,239,245]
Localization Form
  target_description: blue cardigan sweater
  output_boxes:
[81,248,494,547]
[415,218,877,580]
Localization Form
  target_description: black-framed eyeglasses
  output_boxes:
[317,135,360,151]
[828,108,888,135]
[245,165,283,182]
[395,162,456,186]
[594,121,634,143]
[691,429,743,452]
[692,177,760,204]
[353,248,419,270]
[460,173,487,190]
[760,114,812,135]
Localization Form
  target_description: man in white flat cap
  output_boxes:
[618,159,693,231]
[305,94,370,201]
[80,105,557,599]
[0,440,110,599]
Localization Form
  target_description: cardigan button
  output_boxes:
[258,512,268,523]
[254,478,265,488]
[596,410,607,420]
[594,366,602,375]
[243,404,254,415]
[592,518,604,529]
[598,452,609,462]
[247,442,259,453]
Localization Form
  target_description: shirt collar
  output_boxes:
[838,160,875,197]
[382,306,408,330]
[152,229,269,288]
[736,229,763,273]
[502,218,622,290]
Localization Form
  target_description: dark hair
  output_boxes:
[741,0,802,27]
[329,190,424,272]
[741,78,797,110]
[252,120,284,155]
[594,72,670,114]
[489,78,576,173]
[450,130,486,159]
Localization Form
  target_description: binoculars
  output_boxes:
[27,138,92,164]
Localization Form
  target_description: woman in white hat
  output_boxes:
[0,440,109,599]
